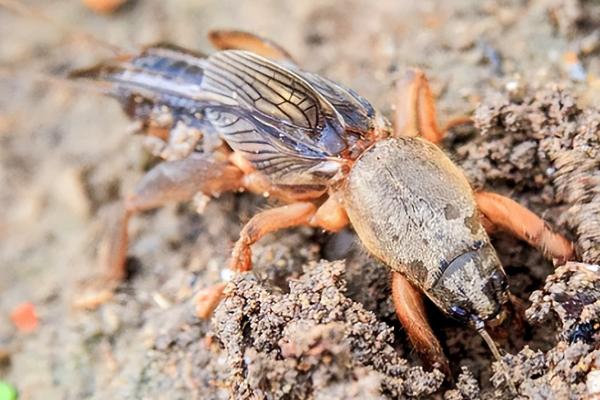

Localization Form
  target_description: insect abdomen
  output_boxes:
[69,44,211,127]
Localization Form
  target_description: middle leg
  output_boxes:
[196,196,350,318]
[231,195,349,272]
[230,202,318,272]
[196,202,316,318]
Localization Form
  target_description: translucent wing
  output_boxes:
[299,72,380,135]
[69,43,216,129]
[71,47,376,186]
[200,50,349,185]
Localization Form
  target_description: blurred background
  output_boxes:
[0,1,599,399]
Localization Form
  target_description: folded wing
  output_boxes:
[70,47,384,186]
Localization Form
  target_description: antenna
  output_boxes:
[0,0,133,55]
[475,322,518,395]
[0,66,114,95]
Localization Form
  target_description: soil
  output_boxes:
[1,0,599,399]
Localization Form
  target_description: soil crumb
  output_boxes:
[511,262,600,399]
[213,261,444,399]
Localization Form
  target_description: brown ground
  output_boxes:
[1,0,599,399]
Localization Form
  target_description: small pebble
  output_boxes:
[10,303,38,333]
[192,193,211,215]
[587,370,600,397]
[221,268,234,282]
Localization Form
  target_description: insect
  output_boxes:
[67,29,575,386]
[3,0,575,388]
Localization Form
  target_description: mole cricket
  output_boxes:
[2,2,576,388]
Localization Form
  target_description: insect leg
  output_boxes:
[310,193,349,232]
[394,69,471,143]
[394,69,442,142]
[208,30,296,63]
[475,191,575,265]
[392,272,451,376]
[196,202,320,319]
[230,202,318,272]
[100,153,243,283]
[194,282,229,320]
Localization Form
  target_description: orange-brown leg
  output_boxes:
[196,202,316,318]
[100,154,243,283]
[195,282,228,320]
[392,272,451,376]
[196,198,350,318]
[230,202,318,272]
[310,194,349,232]
[231,196,350,269]
[394,69,442,143]
[394,69,471,144]
[475,191,575,265]
[208,30,295,63]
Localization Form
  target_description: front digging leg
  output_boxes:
[475,191,575,265]
[392,271,451,376]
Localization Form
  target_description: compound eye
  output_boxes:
[450,305,470,322]
[490,270,508,291]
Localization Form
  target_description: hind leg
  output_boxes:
[394,69,471,144]
[103,153,243,281]
[76,153,243,309]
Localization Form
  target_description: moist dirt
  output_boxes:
[1,0,599,399]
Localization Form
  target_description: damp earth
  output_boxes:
[1,0,599,399]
